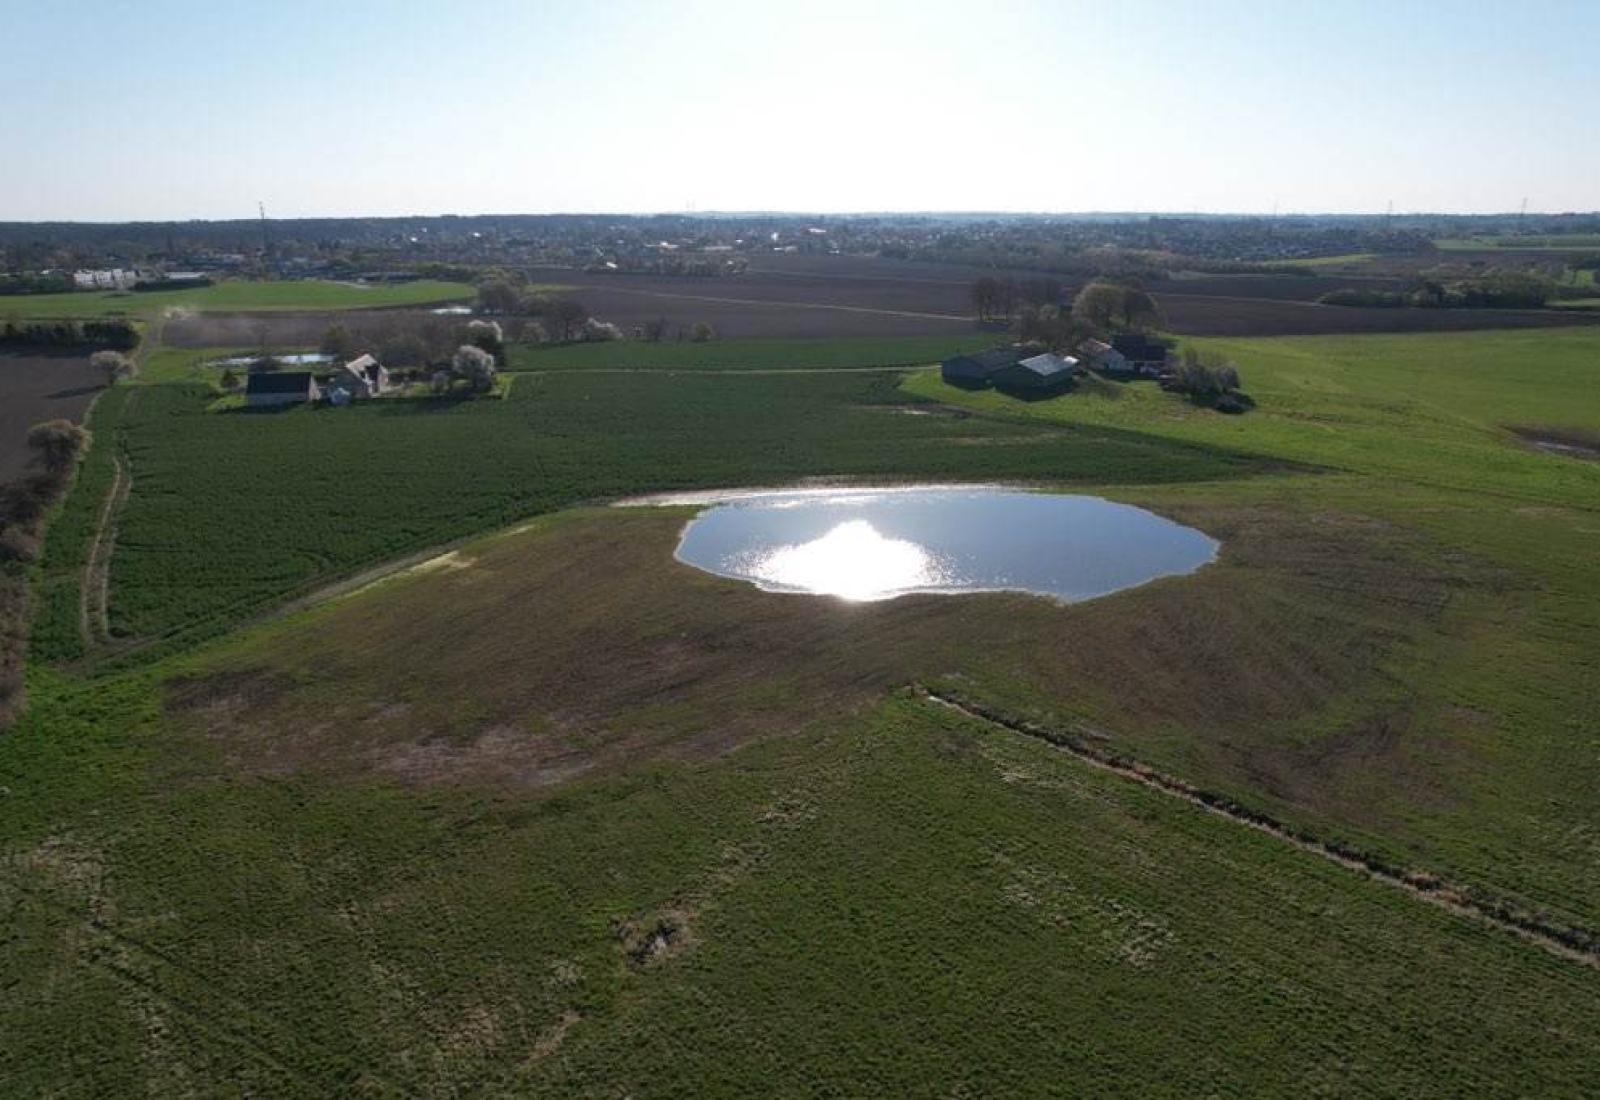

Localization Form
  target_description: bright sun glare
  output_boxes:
[746,520,945,601]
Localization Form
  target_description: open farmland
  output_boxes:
[505,334,998,371]
[0,278,473,319]
[525,254,1600,339]
[6,322,1600,1094]
[0,353,102,483]
[55,368,1267,658]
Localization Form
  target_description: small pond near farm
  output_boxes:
[669,487,1218,602]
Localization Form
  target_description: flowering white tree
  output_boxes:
[451,344,496,392]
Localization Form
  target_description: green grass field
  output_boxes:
[1272,252,1378,267]
[0,278,473,319]
[1434,234,1600,251]
[506,333,998,371]
[5,328,1600,1094]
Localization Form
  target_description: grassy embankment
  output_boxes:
[5,328,1599,1094]
[0,278,473,319]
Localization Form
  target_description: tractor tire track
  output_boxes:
[918,685,1600,970]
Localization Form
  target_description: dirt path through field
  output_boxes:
[76,317,163,653]
[921,686,1600,971]
[80,447,129,648]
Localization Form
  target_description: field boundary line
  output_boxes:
[917,686,1600,970]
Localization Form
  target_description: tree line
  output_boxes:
[1319,273,1554,310]
[1,419,92,728]
[1,319,140,351]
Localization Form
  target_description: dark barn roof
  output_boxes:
[942,346,1027,381]
[245,371,315,395]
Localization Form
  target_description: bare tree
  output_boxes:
[319,323,355,362]
[476,277,521,314]
[544,298,589,343]
[1071,280,1162,332]
[90,350,133,385]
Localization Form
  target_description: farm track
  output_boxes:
[919,686,1600,971]
[78,445,127,649]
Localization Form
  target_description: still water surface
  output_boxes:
[673,488,1218,602]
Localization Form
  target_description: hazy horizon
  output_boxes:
[5,0,1597,221]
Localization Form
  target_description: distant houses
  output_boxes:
[245,371,321,407]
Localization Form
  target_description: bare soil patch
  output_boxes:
[169,500,1479,836]
[0,353,102,483]
[161,309,446,349]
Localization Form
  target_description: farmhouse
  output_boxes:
[1077,338,1131,374]
[1111,333,1172,376]
[245,371,320,408]
[940,346,1027,386]
[327,354,390,401]
[993,353,1081,391]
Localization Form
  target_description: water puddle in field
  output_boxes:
[208,353,331,367]
[664,487,1218,602]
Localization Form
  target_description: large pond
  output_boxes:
[670,488,1218,603]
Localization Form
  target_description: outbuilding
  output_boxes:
[1110,333,1171,375]
[940,346,1027,386]
[993,353,1080,392]
[1078,338,1131,374]
[245,371,320,407]
[333,353,390,399]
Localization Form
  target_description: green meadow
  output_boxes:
[0,278,473,319]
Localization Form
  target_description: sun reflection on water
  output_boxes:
[738,519,947,601]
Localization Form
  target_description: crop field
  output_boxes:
[0,279,473,319]
[506,334,997,371]
[1153,291,1600,336]
[4,321,1599,1093]
[0,353,102,483]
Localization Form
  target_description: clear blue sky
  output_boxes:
[3,0,1595,220]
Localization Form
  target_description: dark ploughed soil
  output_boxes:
[168,254,1600,346]
[0,353,102,484]
[1156,294,1600,336]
